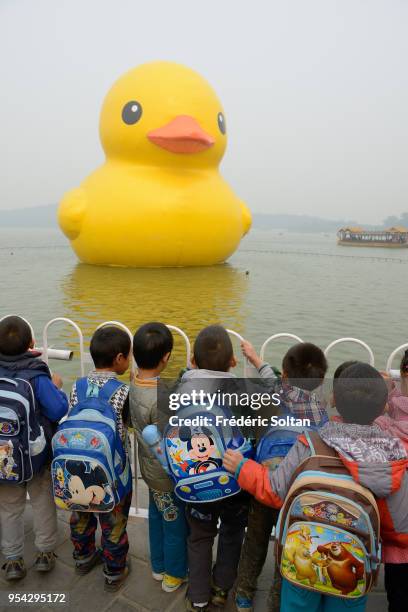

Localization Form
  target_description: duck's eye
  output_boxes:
[217,112,226,135]
[122,101,143,125]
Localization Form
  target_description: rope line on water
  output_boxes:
[1,244,407,264]
[0,245,69,251]
[240,248,408,264]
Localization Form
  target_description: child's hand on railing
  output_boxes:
[223,449,244,474]
[51,373,63,389]
[241,340,262,369]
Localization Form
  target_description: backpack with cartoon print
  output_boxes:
[51,378,131,512]
[0,375,46,484]
[275,431,381,600]
[162,403,252,503]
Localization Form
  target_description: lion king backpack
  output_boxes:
[51,378,131,513]
[275,431,381,600]
[161,403,253,503]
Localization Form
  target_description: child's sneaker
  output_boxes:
[185,599,209,612]
[2,558,26,581]
[235,593,253,612]
[104,559,131,592]
[75,549,102,576]
[152,571,164,581]
[34,552,56,573]
[162,574,187,592]
[211,583,229,607]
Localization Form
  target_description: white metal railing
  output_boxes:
[386,343,408,374]
[42,317,86,375]
[2,313,407,518]
[260,333,304,362]
[166,324,191,367]
[324,337,375,366]
[226,328,251,376]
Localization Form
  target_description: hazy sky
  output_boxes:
[1,0,407,223]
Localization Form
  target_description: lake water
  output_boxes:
[1,227,407,384]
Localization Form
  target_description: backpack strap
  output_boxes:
[0,377,19,388]
[75,377,89,403]
[98,378,125,402]
[304,429,338,458]
[75,377,125,403]
[289,429,346,484]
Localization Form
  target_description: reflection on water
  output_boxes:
[2,228,407,385]
[59,263,249,377]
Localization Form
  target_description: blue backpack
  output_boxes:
[0,375,48,484]
[51,378,131,513]
[163,404,253,503]
[255,402,319,469]
[255,426,306,469]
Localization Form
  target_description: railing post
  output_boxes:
[324,338,375,366]
[42,317,85,375]
[259,333,304,363]
[165,325,192,367]
[386,343,408,373]
[226,329,250,377]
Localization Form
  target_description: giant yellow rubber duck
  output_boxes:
[58,61,252,267]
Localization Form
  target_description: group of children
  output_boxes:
[0,315,407,612]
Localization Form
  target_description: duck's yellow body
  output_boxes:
[59,61,251,267]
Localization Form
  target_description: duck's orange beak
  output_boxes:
[147,115,215,154]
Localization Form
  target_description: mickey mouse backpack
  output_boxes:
[51,378,131,512]
[144,403,253,503]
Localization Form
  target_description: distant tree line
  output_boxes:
[3,205,408,233]
[252,212,408,233]
[381,212,408,228]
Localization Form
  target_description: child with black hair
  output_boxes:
[330,361,358,413]
[177,325,249,612]
[223,362,408,612]
[129,322,188,593]
[68,326,132,591]
[333,361,358,379]
[235,340,329,612]
[0,315,68,581]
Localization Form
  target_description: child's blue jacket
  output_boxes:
[32,375,68,422]
[0,351,68,471]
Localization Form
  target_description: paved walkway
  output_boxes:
[0,502,388,612]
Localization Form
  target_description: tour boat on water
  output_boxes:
[337,225,408,248]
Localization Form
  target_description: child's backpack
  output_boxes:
[275,431,381,600]
[255,400,321,469]
[51,378,130,513]
[255,426,305,470]
[163,403,252,503]
[0,376,44,484]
